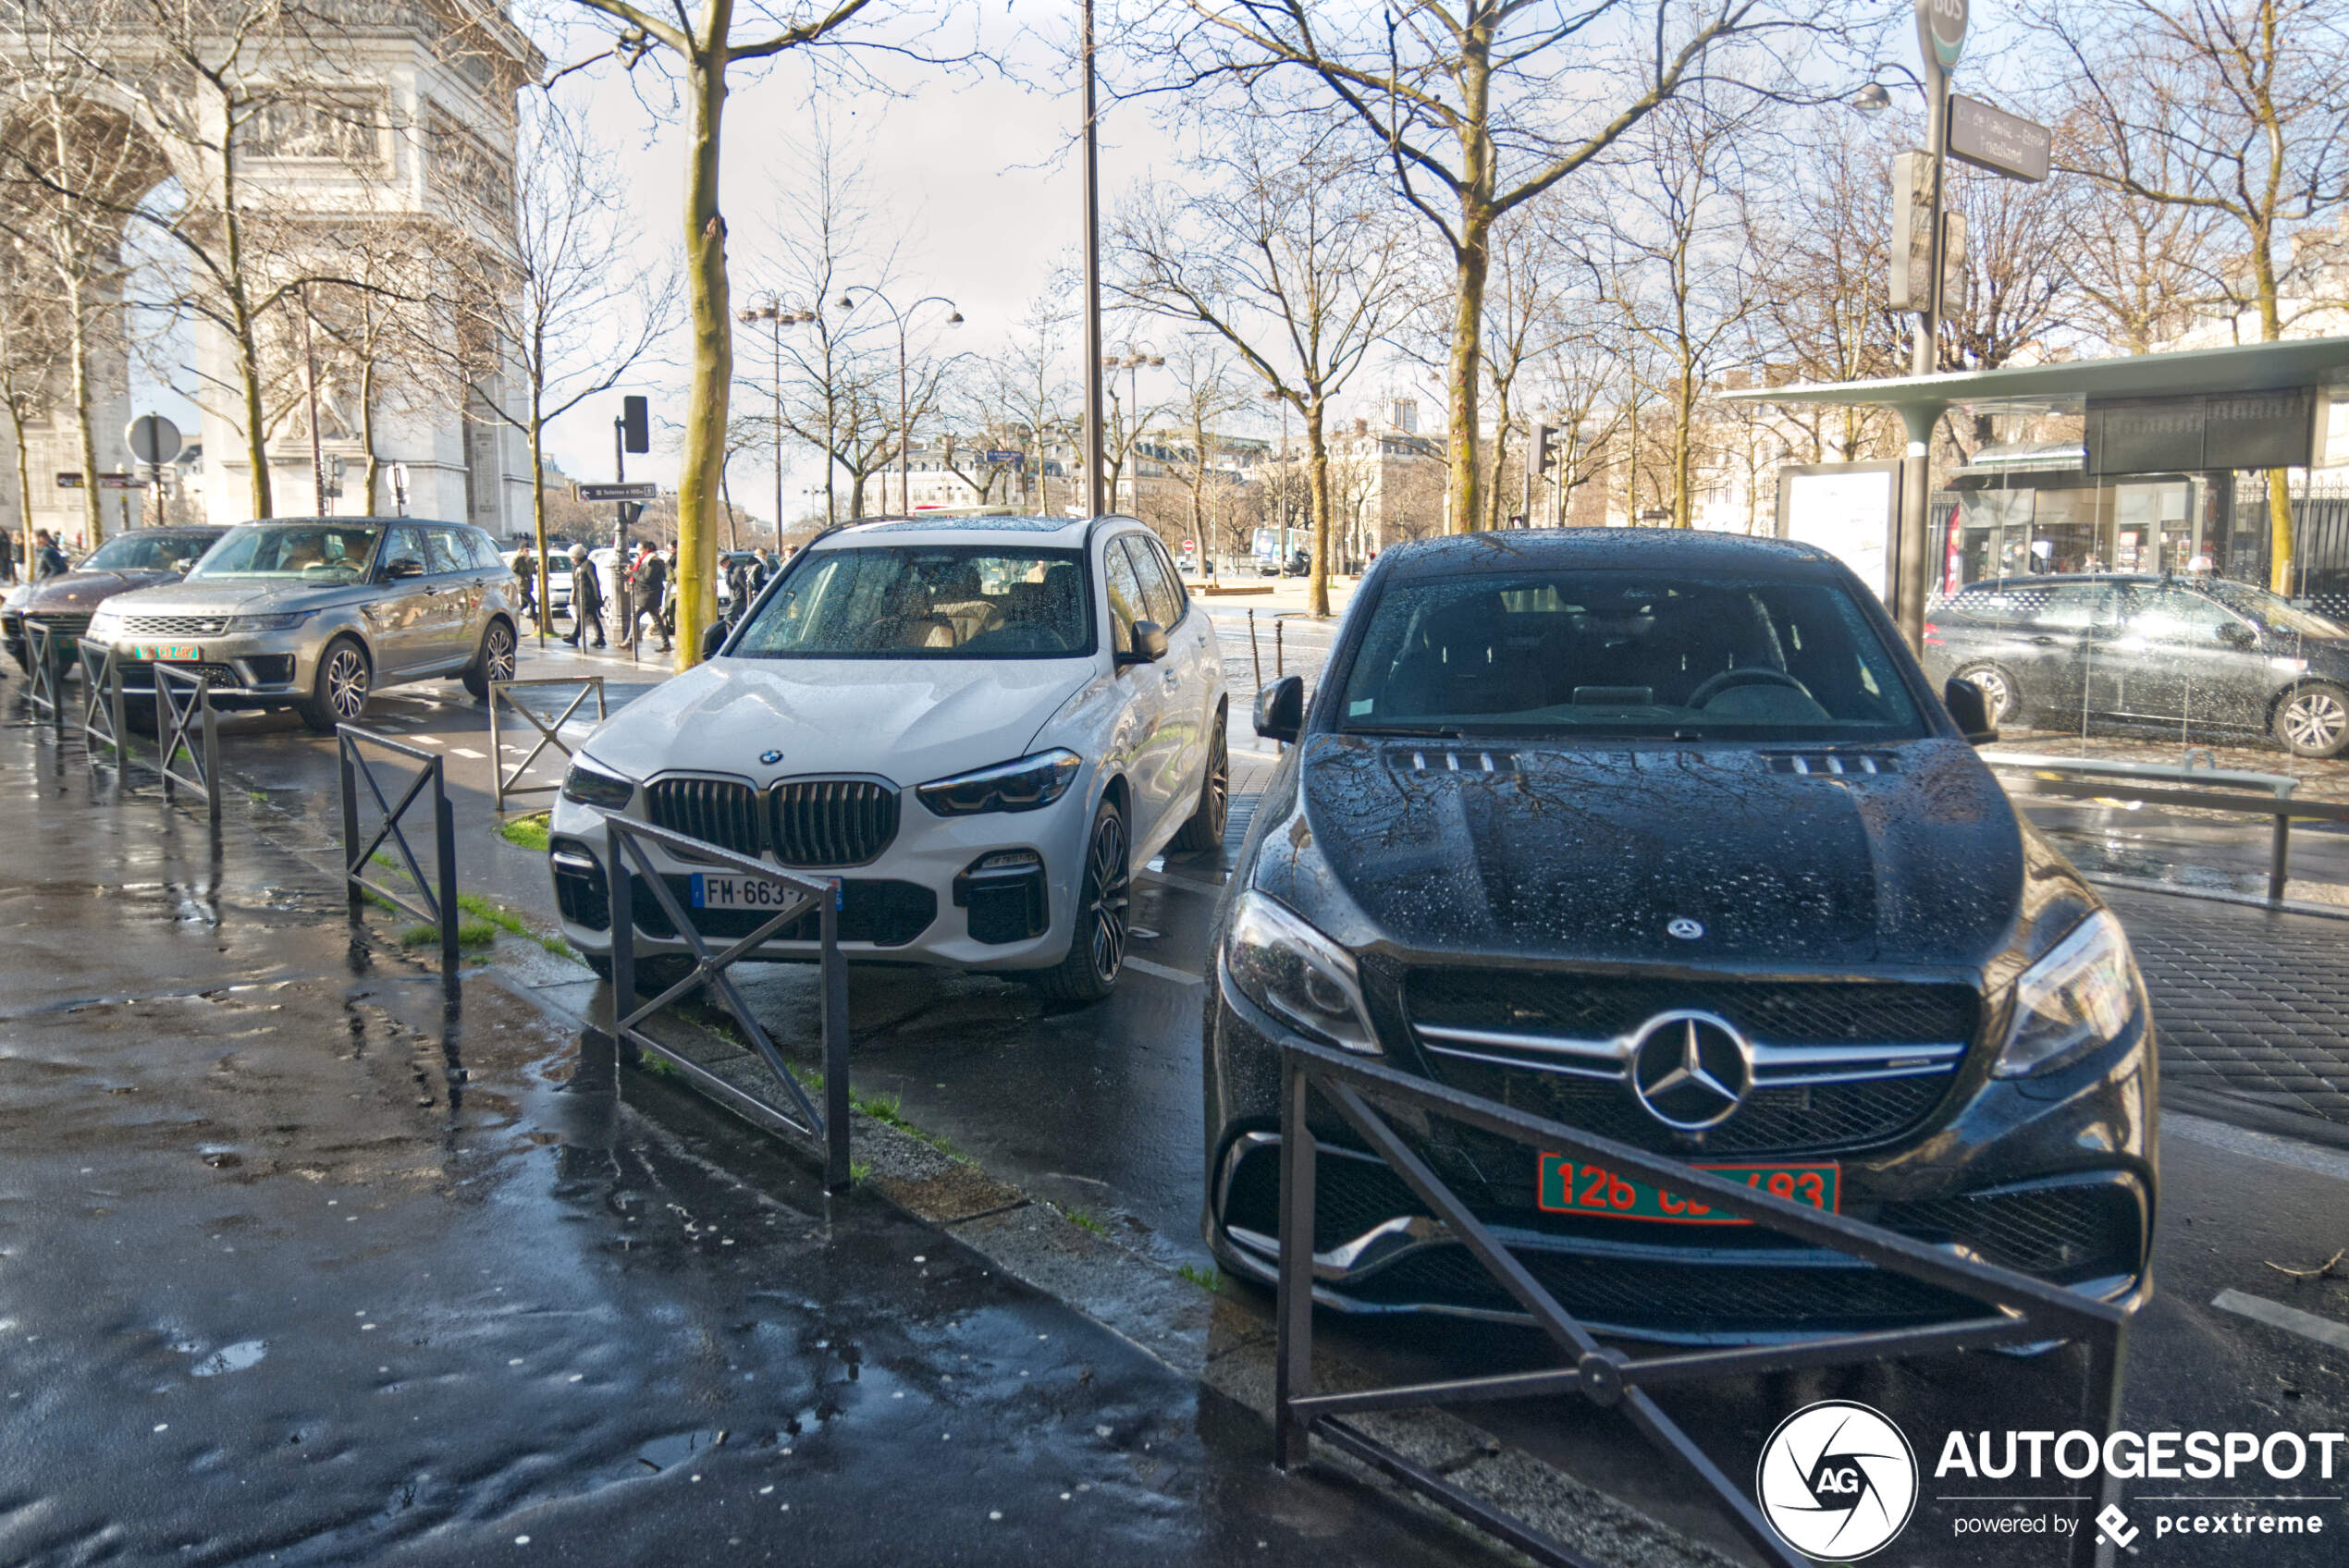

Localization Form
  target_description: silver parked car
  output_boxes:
[82,517,520,730]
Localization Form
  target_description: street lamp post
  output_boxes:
[1101,346,1163,510]
[735,298,815,541]
[836,287,963,515]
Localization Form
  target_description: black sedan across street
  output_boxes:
[1202,529,2156,1343]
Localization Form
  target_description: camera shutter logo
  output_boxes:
[1755,1400,1918,1561]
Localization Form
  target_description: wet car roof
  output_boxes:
[1376,528,1844,580]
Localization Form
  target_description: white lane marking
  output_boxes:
[404,735,444,746]
[2211,1289,2349,1353]
[1125,957,1203,986]
[449,746,486,759]
[1137,869,1226,900]
[2165,1112,2349,1185]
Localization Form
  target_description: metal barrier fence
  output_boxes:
[77,643,126,765]
[23,619,66,723]
[338,725,460,973]
[1270,1038,2133,1568]
[486,674,606,811]
[604,815,852,1192]
[1990,762,2349,903]
[153,664,221,820]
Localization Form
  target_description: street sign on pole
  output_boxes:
[576,482,658,502]
[126,413,182,467]
[1948,94,2051,182]
[981,450,1024,466]
[1917,0,1966,69]
[1888,152,1938,312]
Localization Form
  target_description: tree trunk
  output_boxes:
[2253,234,2294,593]
[530,388,550,648]
[1672,374,1696,529]
[359,339,382,515]
[9,403,34,574]
[1302,401,1334,616]
[62,270,104,548]
[1445,230,1490,533]
[674,41,732,668]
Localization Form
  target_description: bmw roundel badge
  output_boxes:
[759,749,784,766]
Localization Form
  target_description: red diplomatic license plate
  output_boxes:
[1536,1154,1839,1226]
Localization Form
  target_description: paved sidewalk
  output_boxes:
[2104,885,2349,1133]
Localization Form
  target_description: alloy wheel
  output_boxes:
[326,646,369,719]
[1084,811,1130,985]
[1962,667,2012,724]
[486,623,516,683]
[1205,715,1229,833]
[2284,689,2347,753]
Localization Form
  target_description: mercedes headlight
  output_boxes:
[560,760,636,810]
[1994,911,2141,1078]
[229,609,316,631]
[916,749,1082,815]
[1224,889,1381,1055]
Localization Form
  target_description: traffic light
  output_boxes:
[1532,422,1564,480]
[621,395,650,455]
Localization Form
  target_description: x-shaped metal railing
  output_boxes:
[77,643,127,764]
[1272,1039,2134,1568]
[605,815,852,1192]
[22,618,66,724]
[152,665,220,820]
[486,675,606,811]
[338,725,459,972]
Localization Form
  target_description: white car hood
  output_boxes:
[580,656,1095,788]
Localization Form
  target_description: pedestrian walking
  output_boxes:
[32,530,68,580]
[512,545,539,628]
[0,531,16,583]
[562,544,606,648]
[628,541,669,654]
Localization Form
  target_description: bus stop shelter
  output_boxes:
[1721,336,2349,638]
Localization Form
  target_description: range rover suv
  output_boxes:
[1203,531,2156,1342]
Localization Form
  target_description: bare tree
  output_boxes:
[437,91,672,643]
[1155,336,1251,552]
[0,248,64,568]
[1159,0,1841,535]
[2036,0,2349,589]
[1113,118,1405,614]
[2052,107,2230,353]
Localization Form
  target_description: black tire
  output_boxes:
[1951,661,2022,728]
[1034,795,1130,1008]
[462,618,518,701]
[1168,704,1229,853]
[2274,680,2349,758]
[298,637,371,733]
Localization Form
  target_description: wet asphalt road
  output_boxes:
[25,622,2349,1565]
[0,717,1499,1568]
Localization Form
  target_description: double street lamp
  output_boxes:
[736,298,816,530]
[1101,346,1163,508]
[835,287,963,515]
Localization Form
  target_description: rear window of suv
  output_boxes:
[1335,570,1925,741]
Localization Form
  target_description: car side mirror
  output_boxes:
[1118,619,1169,666]
[699,620,728,661]
[383,557,425,581]
[1943,677,1998,746]
[1254,675,1305,743]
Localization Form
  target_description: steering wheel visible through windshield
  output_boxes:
[1335,570,1926,741]
[730,545,1093,658]
[190,524,380,582]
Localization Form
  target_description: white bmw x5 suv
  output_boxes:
[548,516,1228,1003]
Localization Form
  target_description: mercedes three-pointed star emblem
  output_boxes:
[1628,1011,1753,1131]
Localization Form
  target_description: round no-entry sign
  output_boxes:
[127,413,182,467]
[1917,0,1966,69]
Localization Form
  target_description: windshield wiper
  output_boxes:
[1345,723,1464,739]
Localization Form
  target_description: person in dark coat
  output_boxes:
[32,530,68,580]
[562,544,606,648]
[630,542,670,653]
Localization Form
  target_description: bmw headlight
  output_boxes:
[560,760,636,810]
[1994,911,2141,1078]
[228,609,316,631]
[1224,889,1381,1055]
[916,749,1082,815]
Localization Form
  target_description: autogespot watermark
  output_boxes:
[1758,1405,2348,1558]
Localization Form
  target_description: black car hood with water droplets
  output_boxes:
[1247,734,2033,972]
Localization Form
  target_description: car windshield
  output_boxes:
[731,545,1092,658]
[2199,580,2349,639]
[191,524,380,582]
[1337,570,1926,741]
[81,533,216,573]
